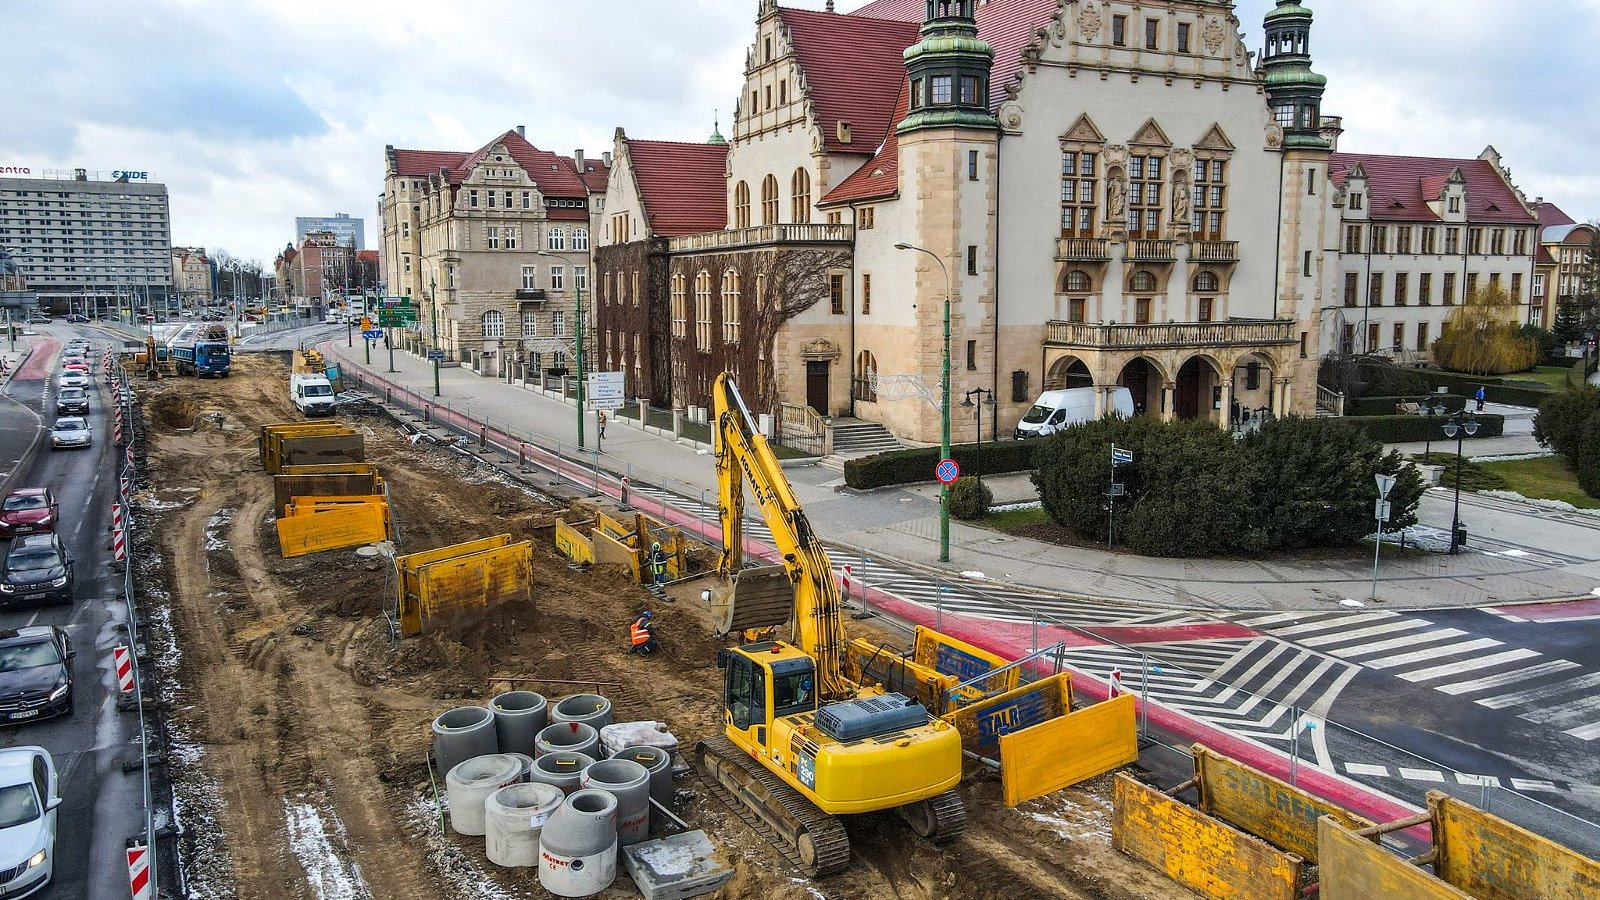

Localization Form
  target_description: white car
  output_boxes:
[48,418,91,450]
[0,747,58,897]
[57,373,88,390]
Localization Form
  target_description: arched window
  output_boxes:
[1192,271,1220,292]
[791,168,811,224]
[733,181,751,230]
[722,270,741,343]
[481,309,505,339]
[854,350,878,402]
[694,271,713,350]
[1130,270,1158,293]
[670,274,687,338]
[572,228,589,251]
[547,227,565,250]
[760,174,779,225]
[1062,269,1092,293]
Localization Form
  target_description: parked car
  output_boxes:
[64,313,88,324]
[0,628,75,723]
[25,315,50,325]
[0,491,56,539]
[47,418,90,451]
[0,746,60,896]
[53,388,87,416]
[1015,387,1135,439]
[179,309,194,318]
[0,535,73,607]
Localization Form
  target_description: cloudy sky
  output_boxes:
[3,0,1595,266]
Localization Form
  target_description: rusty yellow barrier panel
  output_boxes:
[1429,790,1600,900]
[285,496,394,540]
[591,527,640,578]
[279,463,381,478]
[1192,743,1374,865]
[258,422,347,469]
[413,542,534,632]
[946,673,1070,756]
[1001,693,1137,806]
[258,423,362,473]
[844,638,956,711]
[1317,815,1470,900]
[274,473,382,516]
[395,535,514,636]
[1113,773,1301,900]
[554,519,594,566]
[911,626,1016,705]
[275,502,388,558]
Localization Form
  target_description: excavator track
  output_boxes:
[697,734,852,878]
[898,789,968,844]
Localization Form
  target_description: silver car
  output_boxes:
[56,372,88,390]
[0,747,58,897]
[48,418,90,450]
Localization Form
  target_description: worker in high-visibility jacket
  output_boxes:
[630,611,658,655]
[649,541,668,588]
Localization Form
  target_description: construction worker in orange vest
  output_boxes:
[630,610,658,655]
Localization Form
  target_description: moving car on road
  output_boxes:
[56,372,88,390]
[0,491,56,539]
[0,628,75,724]
[48,418,90,451]
[64,314,88,324]
[0,535,74,606]
[0,746,60,897]
[54,387,88,416]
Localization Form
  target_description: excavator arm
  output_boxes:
[712,374,851,701]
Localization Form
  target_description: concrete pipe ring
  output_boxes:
[528,751,594,795]
[484,782,564,868]
[490,690,548,755]
[535,721,601,761]
[431,706,499,781]
[538,789,619,898]
[550,693,614,731]
[611,745,674,810]
[580,758,651,846]
[444,753,523,836]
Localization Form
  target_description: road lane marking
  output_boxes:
[1398,768,1445,782]
[1523,694,1600,726]
[1362,637,1501,670]
[1563,721,1600,741]
[1345,763,1390,777]
[1436,660,1581,695]
[1398,648,1541,683]
[1477,671,1600,710]
[1324,628,1468,659]
[1271,612,1398,636]
[1299,619,1431,647]
[1509,778,1559,792]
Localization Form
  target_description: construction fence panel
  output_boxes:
[591,528,640,579]
[415,543,534,631]
[1193,743,1374,865]
[554,519,594,566]
[1317,817,1471,900]
[275,503,388,558]
[396,535,513,637]
[1429,791,1600,900]
[274,473,382,516]
[258,422,347,468]
[844,639,955,711]
[1112,774,1301,900]
[911,626,1016,705]
[258,423,362,473]
[288,496,394,540]
[1000,694,1137,807]
[946,673,1070,756]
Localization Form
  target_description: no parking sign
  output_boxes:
[936,458,960,485]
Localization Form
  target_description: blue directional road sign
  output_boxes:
[362,329,385,341]
[426,350,446,362]
[936,458,960,485]
[1111,445,1134,466]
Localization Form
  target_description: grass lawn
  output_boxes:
[1501,366,1575,391]
[1478,456,1600,509]
[983,506,1049,534]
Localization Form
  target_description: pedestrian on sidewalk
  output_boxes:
[1475,386,1486,412]
[597,409,607,439]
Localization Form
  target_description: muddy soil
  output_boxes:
[140,352,1194,900]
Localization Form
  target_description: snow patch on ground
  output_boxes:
[960,571,987,580]
[1468,452,1554,463]
[403,797,537,900]
[284,798,372,900]
[204,508,233,551]
[1478,490,1600,516]
[1017,789,1113,844]
[988,500,1042,513]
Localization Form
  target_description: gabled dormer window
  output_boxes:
[1349,192,1363,211]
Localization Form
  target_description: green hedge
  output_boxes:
[1358,363,1550,408]
[844,439,1043,489]
[1326,413,1504,443]
[1346,394,1467,417]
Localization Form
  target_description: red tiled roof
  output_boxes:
[1329,153,1535,224]
[356,250,379,264]
[452,130,590,199]
[580,162,610,195]
[627,139,729,237]
[1536,244,1556,265]
[820,78,907,207]
[779,8,920,154]
[391,149,469,177]
[849,0,1062,109]
[1538,203,1576,228]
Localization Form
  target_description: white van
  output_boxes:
[1014,386,1134,439]
[290,373,337,416]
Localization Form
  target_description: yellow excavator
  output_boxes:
[696,374,965,877]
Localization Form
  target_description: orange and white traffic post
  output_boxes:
[113,645,135,694]
[126,843,152,899]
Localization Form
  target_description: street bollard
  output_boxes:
[479,426,487,450]
[935,585,944,633]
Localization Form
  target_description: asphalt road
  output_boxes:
[0,325,145,899]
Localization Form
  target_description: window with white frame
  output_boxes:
[403,255,412,274]
[573,228,589,250]
[694,270,712,350]
[575,266,587,292]
[550,266,565,290]
[671,273,687,338]
[547,227,565,250]
[521,266,537,290]
[482,309,505,338]
[551,311,565,336]
[722,270,741,343]
[505,227,517,250]
[401,221,410,239]
[521,191,531,209]
[521,309,538,335]
[487,226,499,250]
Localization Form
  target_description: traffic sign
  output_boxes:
[1111,445,1134,466]
[935,458,960,485]
[427,350,446,362]
[362,329,384,341]
[1374,472,1397,498]
[587,370,626,411]
[1375,499,1392,522]
[359,316,373,331]
[378,307,417,327]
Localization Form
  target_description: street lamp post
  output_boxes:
[535,250,586,450]
[429,277,441,397]
[895,242,954,562]
[1441,411,1480,554]
[1419,397,1444,465]
[961,388,994,496]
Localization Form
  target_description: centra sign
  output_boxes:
[0,166,31,175]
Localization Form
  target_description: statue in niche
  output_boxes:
[1107,170,1126,221]
[1173,176,1190,227]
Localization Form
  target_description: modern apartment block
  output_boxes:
[0,169,173,316]
[295,212,365,251]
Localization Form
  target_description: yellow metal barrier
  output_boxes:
[844,639,956,711]
[274,473,383,516]
[395,535,513,636]
[554,519,594,566]
[1000,694,1137,806]
[945,673,1070,756]
[1192,743,1373,865]
[1113,774,1302,900]
[911,626,1016,705]
[1317,816,1469,900]
[279,463,381,478]
[591,527,639,577]
[411,543,534,632]
[258,423,363,474]
[1430,790,1600,900]
[275,502,388,558]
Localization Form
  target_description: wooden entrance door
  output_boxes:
[806,361,830,415]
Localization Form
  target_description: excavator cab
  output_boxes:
[722,642,817,750]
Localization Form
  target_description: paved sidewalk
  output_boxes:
[329,342,1600,612]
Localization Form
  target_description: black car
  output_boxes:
[0,535,73,606]
[0,627,75,723]
[54,387,88,416]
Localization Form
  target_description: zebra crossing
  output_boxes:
[1231,611,1600,741]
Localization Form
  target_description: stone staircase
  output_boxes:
[817,418,903,473]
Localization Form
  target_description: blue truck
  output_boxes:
[168,325,232,377]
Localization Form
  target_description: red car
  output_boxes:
[0,489,58,538]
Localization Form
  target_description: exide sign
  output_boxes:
[112,170,149,181]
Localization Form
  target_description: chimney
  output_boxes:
[516,125,525,139]
[602,151,613,167]
[575,149,586,172]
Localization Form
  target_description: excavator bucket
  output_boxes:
[711,564,794,636]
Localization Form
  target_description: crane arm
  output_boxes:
[712,374,850,700]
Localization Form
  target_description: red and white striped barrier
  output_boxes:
[112,502,125,534]
[114,414,125,446]
[841,564,853,596]
[113,645,135,694]
[125,446,135,470]
[1108,666,1124,698]
[113,519,126,563]
[119,475,131,506]
[127,843,151,899]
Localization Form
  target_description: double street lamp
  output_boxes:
[960,388,995,495]
[1416,396,1449,464]
[894,241,954,563]
[1441,411,1480,554]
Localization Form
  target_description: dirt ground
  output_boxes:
[138,352,1194,900]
